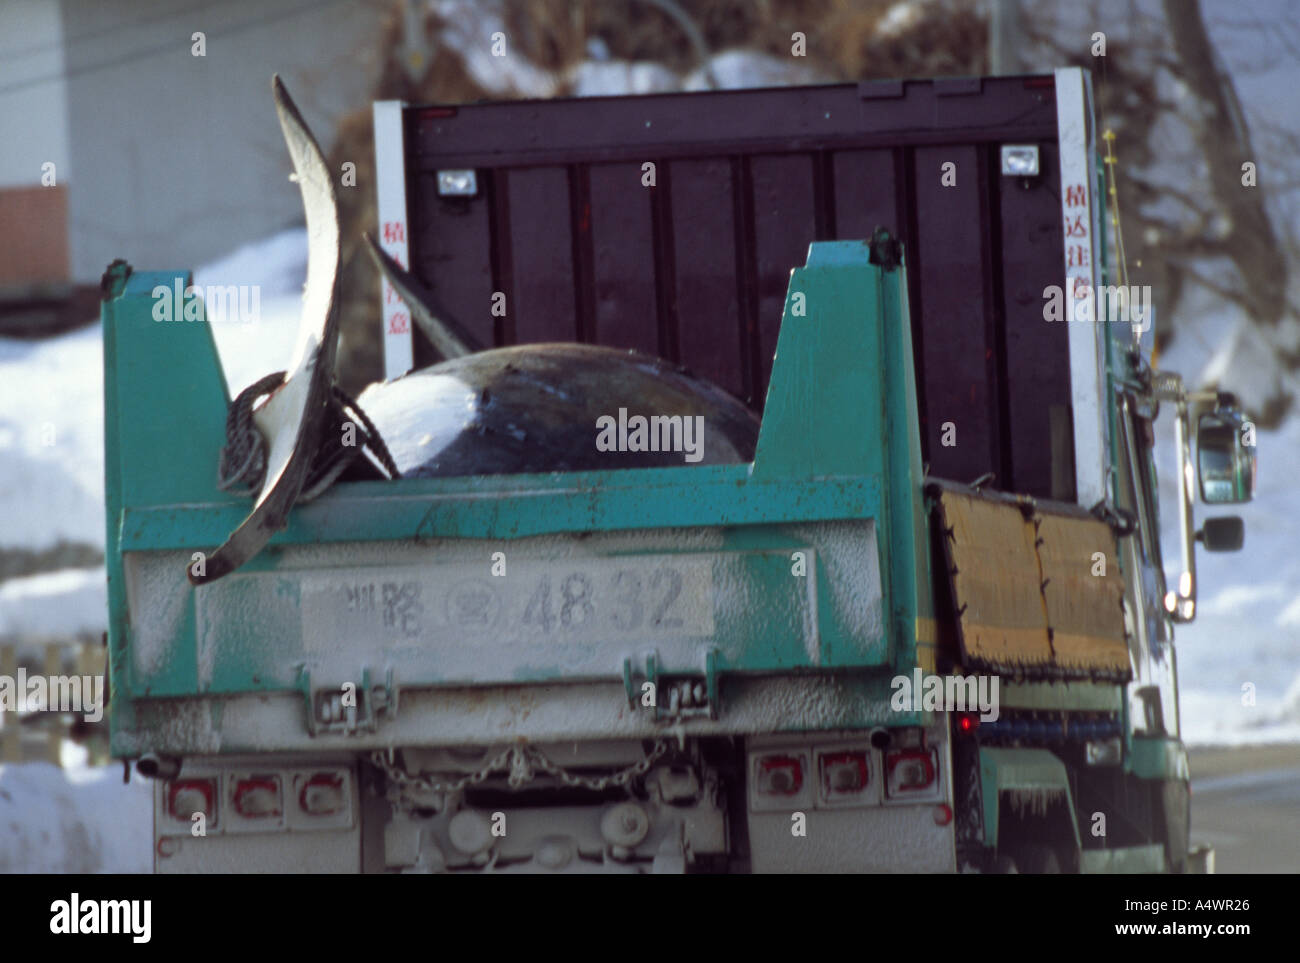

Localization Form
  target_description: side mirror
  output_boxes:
[1197,516,1244,552]
[1196,409,1255,504]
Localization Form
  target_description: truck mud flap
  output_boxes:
[934,487,1130,681]
[978,746,1080,853]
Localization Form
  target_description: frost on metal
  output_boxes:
[1004,787,1066,820]
[124,551,190,679]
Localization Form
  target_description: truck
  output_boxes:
[101,67,1256,873]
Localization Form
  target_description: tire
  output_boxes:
[1013,844,1062,874]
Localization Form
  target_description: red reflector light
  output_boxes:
[885,749,937,797]
[757,755,803,796]
[419,106,458,119]
[298,773,345,816]
[1023,76,1055,88]
[168,779,215,820]
[933,803,953,826]
[819,751,869,795]
[958,713,978,733]
[233,776,282,818]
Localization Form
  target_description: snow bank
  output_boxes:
[430,0,563,99]
[684,49,831,91]
[428,0,832,100]
[0,325,104,553]
[0,568,105,643]
[0,762,152,873]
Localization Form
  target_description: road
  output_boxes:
[1189,744,1300,874]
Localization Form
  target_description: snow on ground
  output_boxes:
[0,761,152,873]
[0,568,105,644]
[0,325,105,553]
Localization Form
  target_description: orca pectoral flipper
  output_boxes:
[189,74,342,585]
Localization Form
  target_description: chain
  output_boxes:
[370,740,670,800]
[528,739,670,791]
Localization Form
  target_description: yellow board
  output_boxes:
[1037,514,1130,676]
[936,490,1130,680]
[940,491,1053,672]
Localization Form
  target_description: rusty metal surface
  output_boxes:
[936,489,1130,681]
[357,343,761,478]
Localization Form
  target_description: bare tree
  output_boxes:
[1026,0,1299,423]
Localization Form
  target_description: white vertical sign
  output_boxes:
[1055,66,1108,508]
[373,99,413,380]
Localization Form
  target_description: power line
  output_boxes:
[0,0,231,60]
[0,0,357,97]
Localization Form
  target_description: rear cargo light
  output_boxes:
[436,169,478,196]
[1000,144,1040,177]
[819,751,869,795]
[169,779,216,821]
[756,755,804,796]
[885,748,937,797]
[232,776,282,818]
[298,773,345,816]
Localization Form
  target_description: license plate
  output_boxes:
[300,556,715,650]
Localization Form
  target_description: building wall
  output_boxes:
[0,0,72,285]
[59,0,380,282]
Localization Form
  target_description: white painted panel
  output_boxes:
[1055,66,1109,508]
[373,99,413,379]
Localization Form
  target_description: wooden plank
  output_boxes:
[750,154,817,397]
[938,489,1132,680]
[939,490,1054,672]
[589,163,659,354]
[913,145,997,485]
[1037,514,1130,676]
[998,141,1073,499]
[669,158,745,401]
[410,171,497,352]
[507,167,577,344]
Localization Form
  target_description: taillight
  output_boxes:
[819,751,869,796]
[885,748,937,798]
[168,778,216,821]
[756,755,804,796]
[298,773,345,816]
[232,776,282,818]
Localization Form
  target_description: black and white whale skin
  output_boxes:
[356,343,761,478]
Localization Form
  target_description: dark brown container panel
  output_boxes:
[404,77,1074,499]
